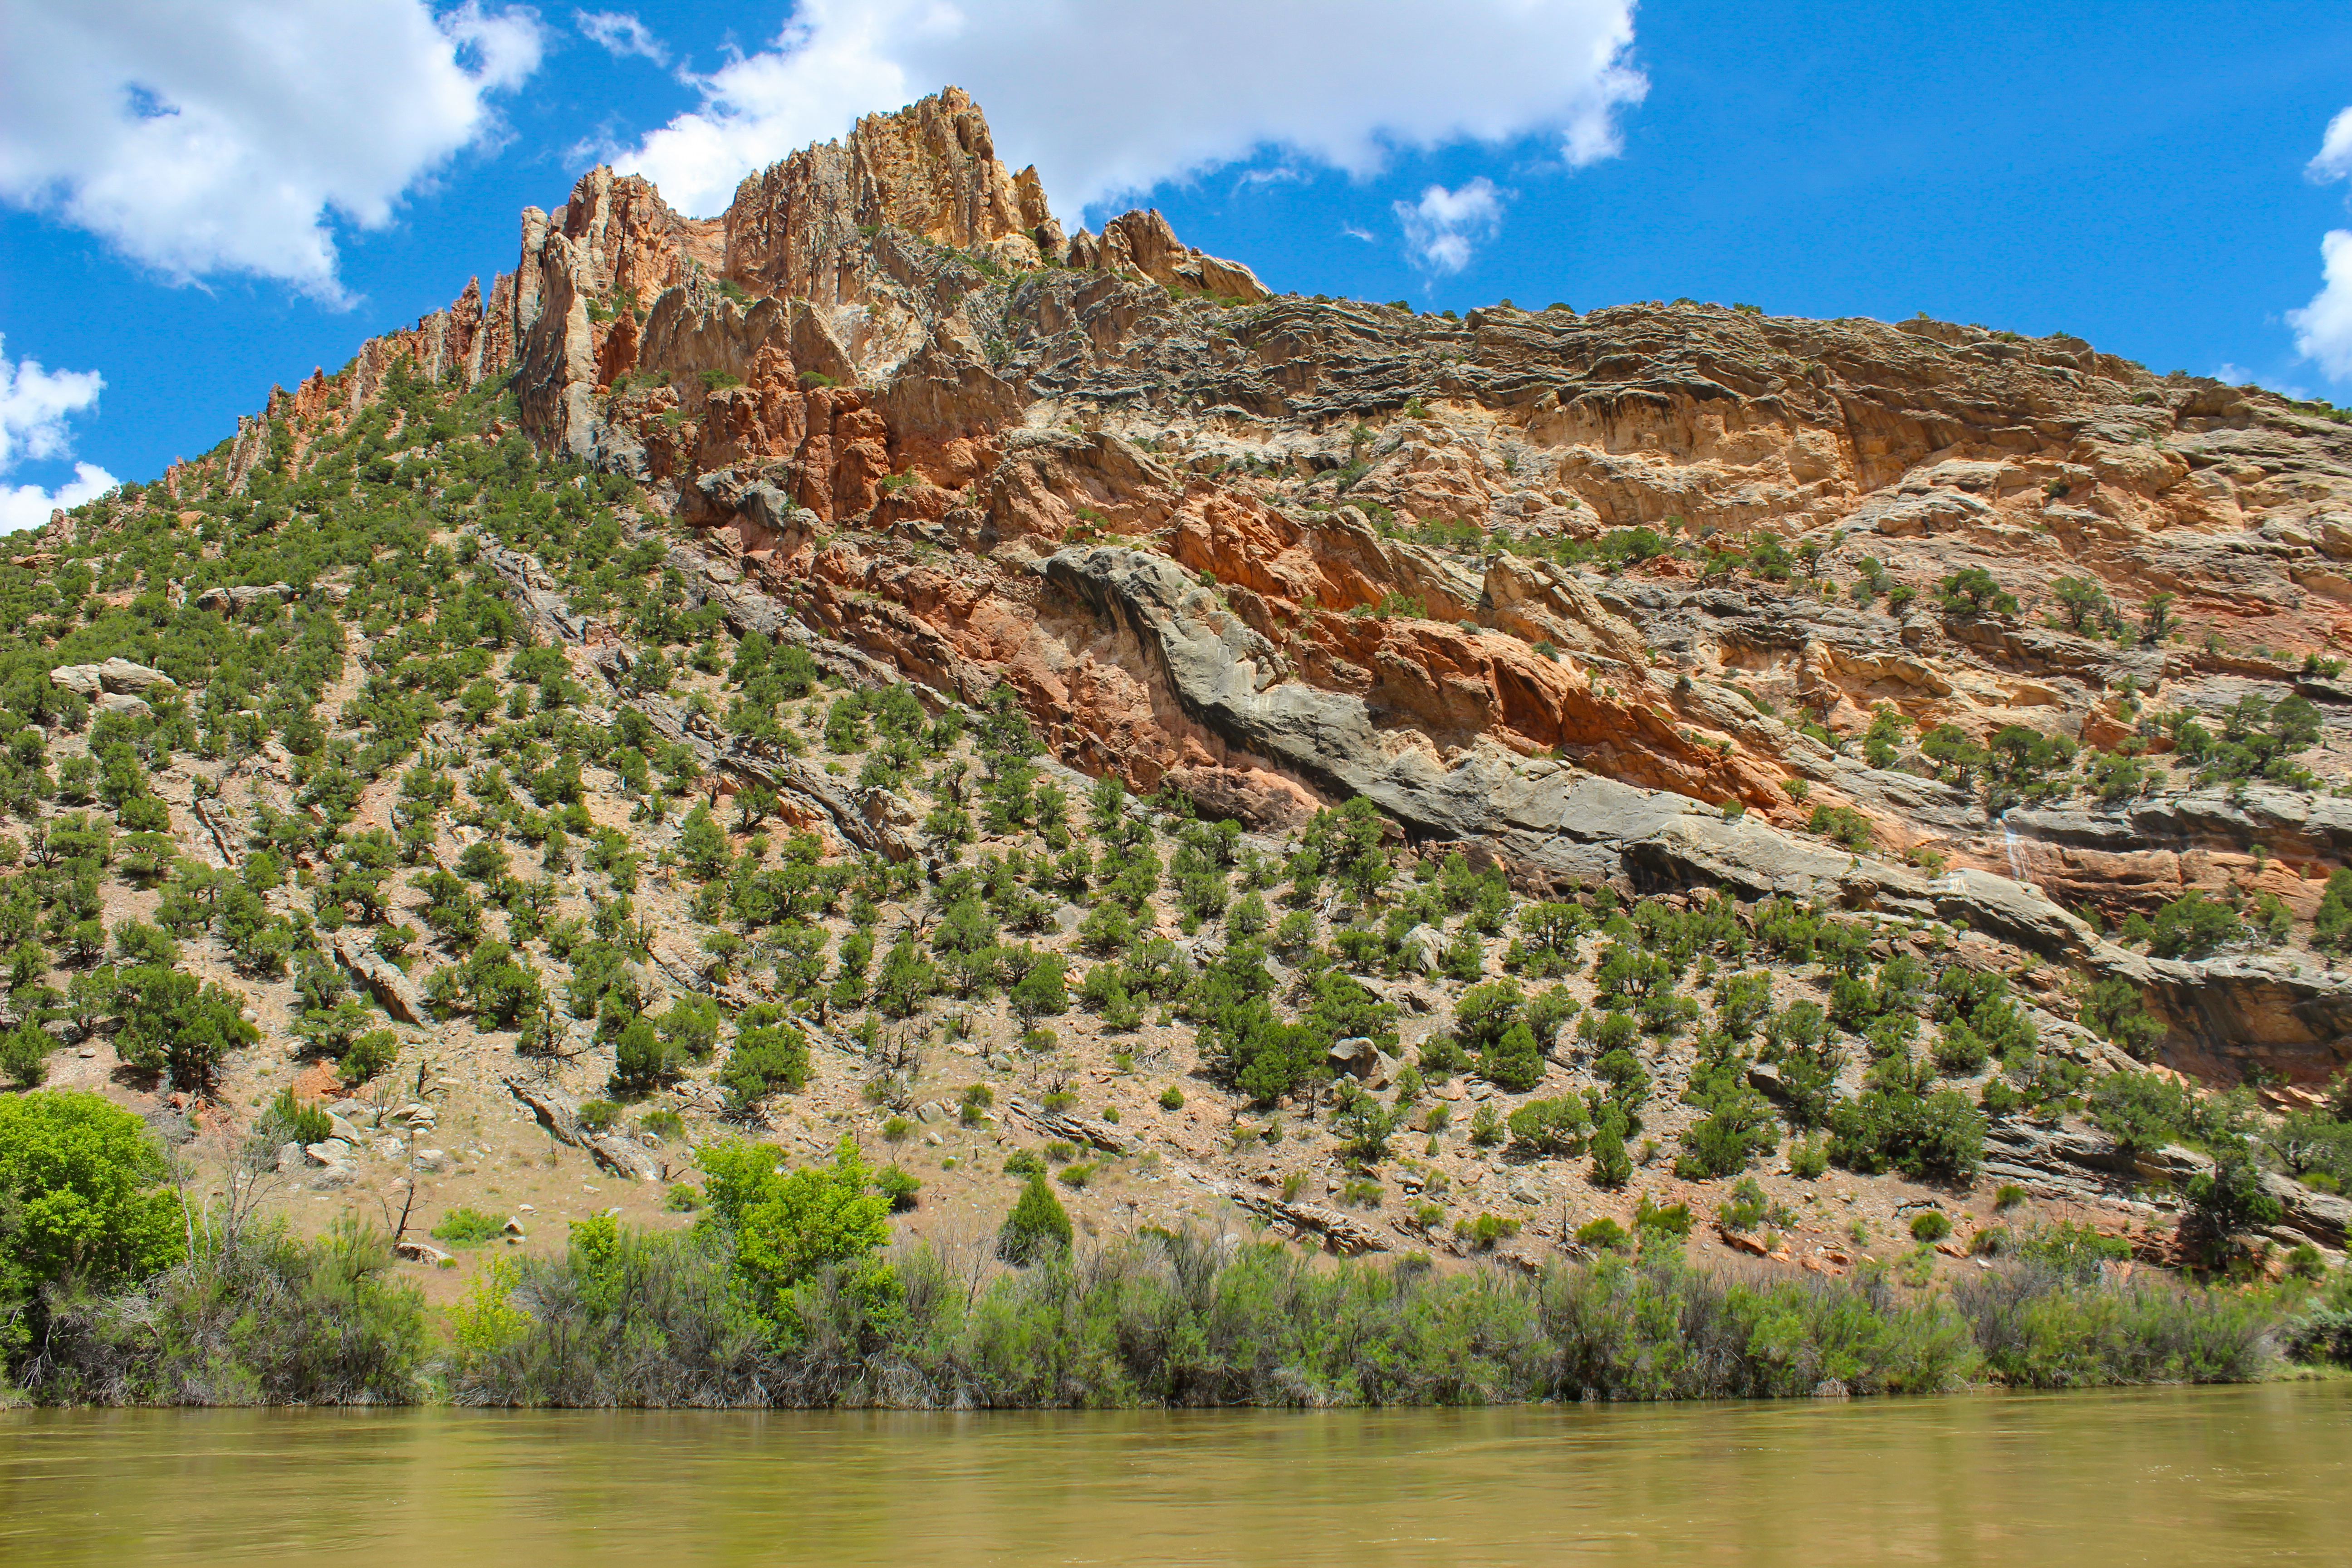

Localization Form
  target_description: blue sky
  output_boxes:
[5,0,2352,529]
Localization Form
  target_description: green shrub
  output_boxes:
[1634,1195,1695,1241]
[1828,1087,1985,1181]
[1589,1122,1633,1188]
[2145,891,2244,960]
[113,965,260,1092]
[0,1091,186,1357]
[1506,1097,1592,1156]
[0,1022,49,1089]
[1788,1136,1829,1180]
[720,1021,810,1111]
[1717,1178,1769,1232]
[431,1207,508,1247]
[998,1172,1073,1263]
[700,1137,894,1317]
[339,1028,397,1084]
[1574,1216,1632,1252]
[259,1085,332,1147]
[1454,1212,1521,1249]
[1910,1210,1953,1243]
[664,1184,704,1213]
[1002,1148,1046,1177]
[876,1165,921,1211]
[1158,1085,1184,1111]
[576,1099,620,1133]
[1807,804,1876,852]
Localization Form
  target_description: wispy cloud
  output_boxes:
[575,9,667,65]
[1394,177,1507,274]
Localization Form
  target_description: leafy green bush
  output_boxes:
[1454,1212,1521,1249]
[1574,1216,1632,1252]
[1506,1097,1592,1156]
[1828,1087,1985,1181]
[0,1022,51,1089]
[876,1165,921,1211]
[576,1099,620,1133]
[260,1086,332,1147]
[1910,1210,1953,1243]
[431,1207,508,1246]
[701,1137,894,1319]
[0,1092,186,1357]
[2143,891,2244,960]
[1807,804,1876,852]
[1634,1195,1695,1241]
[1717,1178,1769,1231]
[998,1172,1073,1264]
[113,965,260,1092]
[720,1019,809,1111]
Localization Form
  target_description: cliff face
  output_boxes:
[162,86,2352,1088]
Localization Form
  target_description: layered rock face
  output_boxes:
[169,87,2352,1088]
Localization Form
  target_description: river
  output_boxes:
[4,1384,2347,1565]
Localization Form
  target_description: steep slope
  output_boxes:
[17,88,2352,1292]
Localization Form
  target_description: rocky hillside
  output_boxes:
[14,86,2352,1286]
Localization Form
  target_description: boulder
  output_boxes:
[1394,925,1444,976]
[1328,1037,1379,1078]
[303,1138,353,1167]
[333,934,428,1026]
[393,1239,452,1266]
[53,657,173,697]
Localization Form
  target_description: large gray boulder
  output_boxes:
[51,657,172,698]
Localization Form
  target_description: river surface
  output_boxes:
[4,1384,2349,1565]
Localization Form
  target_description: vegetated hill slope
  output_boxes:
[12,86,2352,1284]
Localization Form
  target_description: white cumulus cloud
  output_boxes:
[617,0,1646,220]
[2289,229,2352,381]
[0,338,106,470]
[2313,106,2352,185]
[2291,107,2352,381]
[0,464,119,537]
[1395,178,1508,274]
[576,9,666,64]
[0,0,546,302]
[0,338,118,535]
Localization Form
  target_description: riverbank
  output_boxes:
[8,1218,2324,1409]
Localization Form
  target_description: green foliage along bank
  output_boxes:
[0,1093,2312,1409]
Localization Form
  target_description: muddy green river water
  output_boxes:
[3,1384,2347,1565]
